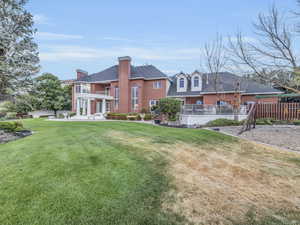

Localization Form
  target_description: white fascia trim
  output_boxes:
[200,91,245,94]
[74,81,90,84]
[129,77,168,80]
[92,80,118,83]
[242,92,284,95]
[168,95,203,97]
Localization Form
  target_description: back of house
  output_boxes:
[72,56,282,118]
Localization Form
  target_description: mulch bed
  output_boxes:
[0,130,32,144]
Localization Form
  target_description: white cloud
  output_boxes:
[36,32,84,40]
[33,14,51,25]
[39,45,202,62]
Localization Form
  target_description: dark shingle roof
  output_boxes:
[167,72,282,96]
[77,65,167,82]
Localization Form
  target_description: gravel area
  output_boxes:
[215,125,300,152]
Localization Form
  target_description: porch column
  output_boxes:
[87,98,91,116]
[76,98,80,116]
[83,99,87,115]
[102,99,106,113]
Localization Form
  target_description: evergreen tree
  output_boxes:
[0,0,39,96]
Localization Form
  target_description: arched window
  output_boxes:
[194,76,199,88]
[179,78,185,88]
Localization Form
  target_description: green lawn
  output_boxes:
[0,119,231,225]
[1,119,300,225]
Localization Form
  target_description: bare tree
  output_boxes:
[203,34,227,99]
[228,6,300,93]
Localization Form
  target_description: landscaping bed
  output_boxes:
[0,121,31,144]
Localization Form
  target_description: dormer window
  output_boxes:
[179,78,185,88]
[194,77,199,88]
[176,73,188,92]
[191,72,202,91]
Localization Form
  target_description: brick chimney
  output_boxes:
[118,56,131,113]
[76,69,88,80]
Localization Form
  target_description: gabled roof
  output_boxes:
[77,65,168,82]
[167,72,283,97]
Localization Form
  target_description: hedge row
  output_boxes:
[0,121,23,132]
[106,113,153,121]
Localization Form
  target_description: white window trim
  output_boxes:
[191,74,202,91]
[131,86,139,110]
[153,81,162,89]
[114,87,119,109]
[176,75,187,92]
[149,99,159,107]
[76,83,90,94]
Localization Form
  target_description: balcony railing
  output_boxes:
[181,104,248,115]
[76,90,111,96]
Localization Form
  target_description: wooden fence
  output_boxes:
[256,103,300,120]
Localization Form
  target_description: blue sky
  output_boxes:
[26,0,298,80]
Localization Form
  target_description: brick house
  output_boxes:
[72,56,282,118]
[72,56,168,118]
[167,71,282,106]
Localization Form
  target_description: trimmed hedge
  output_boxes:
[144,114,153,121]
[106,113,128,120]
[206,118,242,127]
[0,121,23,132]
[106,113,152,121]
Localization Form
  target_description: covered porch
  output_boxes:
[74,92,114,119]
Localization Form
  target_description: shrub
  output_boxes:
[68,112,76,117]
[206,118,241,127]
[5,112,17,120]
[0,121,23,132]
[141,108,149,114]
[144,114,153,121]
[293,120,300,125]
[106,113,128,120]
[157,98,181,121]
[128,116,137,121]
[0,101,16,114]
[57,113,65,119]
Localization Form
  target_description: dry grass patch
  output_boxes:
[106,130,300,225]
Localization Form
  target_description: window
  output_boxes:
[105,87,110,95]
[149,99,159,107]
[114,87,119,108]
[194,77,199,88]
[75,85,81,93]
[179,78,185,88]
[153,81,162,89]
[217,101,228,106]
[196,100,203,105]
[76,84,89,93]
[131,86,139,110]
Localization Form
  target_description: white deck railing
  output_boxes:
[181,104,248,115]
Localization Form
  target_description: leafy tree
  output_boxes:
[157,98,181,121]
[0,0,39,95]
[61,85,72,110]
[33,73,66,115]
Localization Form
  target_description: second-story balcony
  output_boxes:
[75,90,114,100]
